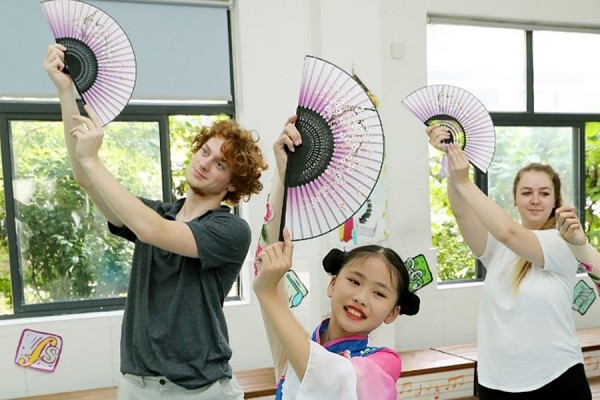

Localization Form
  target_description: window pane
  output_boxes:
[427,24,526,112]
[10,120,162,305]
[487,127,575,219]
[584,122,600,249]
[429,148,476,282]
[534,31,600,113]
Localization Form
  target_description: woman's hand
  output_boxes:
[274,116,302,181]
[556,205,588,246]
[43,44,73,94]
[425,125,451,152]
[254,228,294,295]
[69,105,105,166]
[445,143,471,184]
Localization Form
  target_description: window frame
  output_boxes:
[428,26,592,284]
[0,100,242,319]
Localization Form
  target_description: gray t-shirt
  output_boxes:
[109,197,251,389]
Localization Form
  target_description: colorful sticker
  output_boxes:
[405,254,433,292]
[578,260,600,298]
[285,269,308,308]
[15,329,63,372]
[573,279,596,316]
[255,198,309,308]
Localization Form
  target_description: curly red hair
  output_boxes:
[191,120,268,205]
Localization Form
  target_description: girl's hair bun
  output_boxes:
[400,291,420,316]
[322,248,346,275]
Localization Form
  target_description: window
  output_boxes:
[10,119,161,308]
[0,1,238,317]
[427,21,599,283]
[534,31,600,113]
[0,103,236,317]
[427,24,526,112]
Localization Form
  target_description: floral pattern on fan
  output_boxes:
[402,84,496,177]
[41,0,137,126]
[280,56,385,241]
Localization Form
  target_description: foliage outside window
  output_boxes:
[0,110,235,317]
[429,149,476,281]
[584,122,600,249]
[11,120,161,307]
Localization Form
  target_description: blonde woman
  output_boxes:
[427,126,591,399]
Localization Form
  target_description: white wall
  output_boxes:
[2,0,600,398]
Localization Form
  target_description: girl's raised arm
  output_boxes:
[254,116,307,381]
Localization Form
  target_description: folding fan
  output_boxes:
[401,84,496,177]
[41,0,137,126]
[280,56,385,241]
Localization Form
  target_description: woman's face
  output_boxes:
[326,255,400,341]
[514,171,556,230]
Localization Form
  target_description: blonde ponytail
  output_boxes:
[511,163,563,294]
[512,216,558,293]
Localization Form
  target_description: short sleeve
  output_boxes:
[478,232,497,270]
[108,197,164,242]
[187,211,251,271]
[533,229,578,275]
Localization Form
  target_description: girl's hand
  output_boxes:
[425,125,451,152]
[274,115,302,181]
[69,105,105,165]
[445,143,471,184]
[43,44,73,94]
[556,205,588,246]
[254,228,294,295]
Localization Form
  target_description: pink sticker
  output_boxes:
[15,329,63,372]
[263,201,274,224]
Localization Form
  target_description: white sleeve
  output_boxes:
[534,229,578,275]
[282,341,358,400]
[478,232,497,270]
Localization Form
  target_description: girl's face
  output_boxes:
[326,255,400,341]
[514,171,556,230]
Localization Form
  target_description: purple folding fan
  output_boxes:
[41,0,137,126]
[279,56,385,241]
[402,84,496,177]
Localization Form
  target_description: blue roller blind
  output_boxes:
[0,0,232,102]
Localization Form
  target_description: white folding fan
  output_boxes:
[41,0,137,126]
[402,84,496,177]
[279,56,385,241]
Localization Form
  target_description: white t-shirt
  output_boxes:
[477,229,583,392]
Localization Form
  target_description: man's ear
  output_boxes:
[326,276,337,299]
[383,306,400,324]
